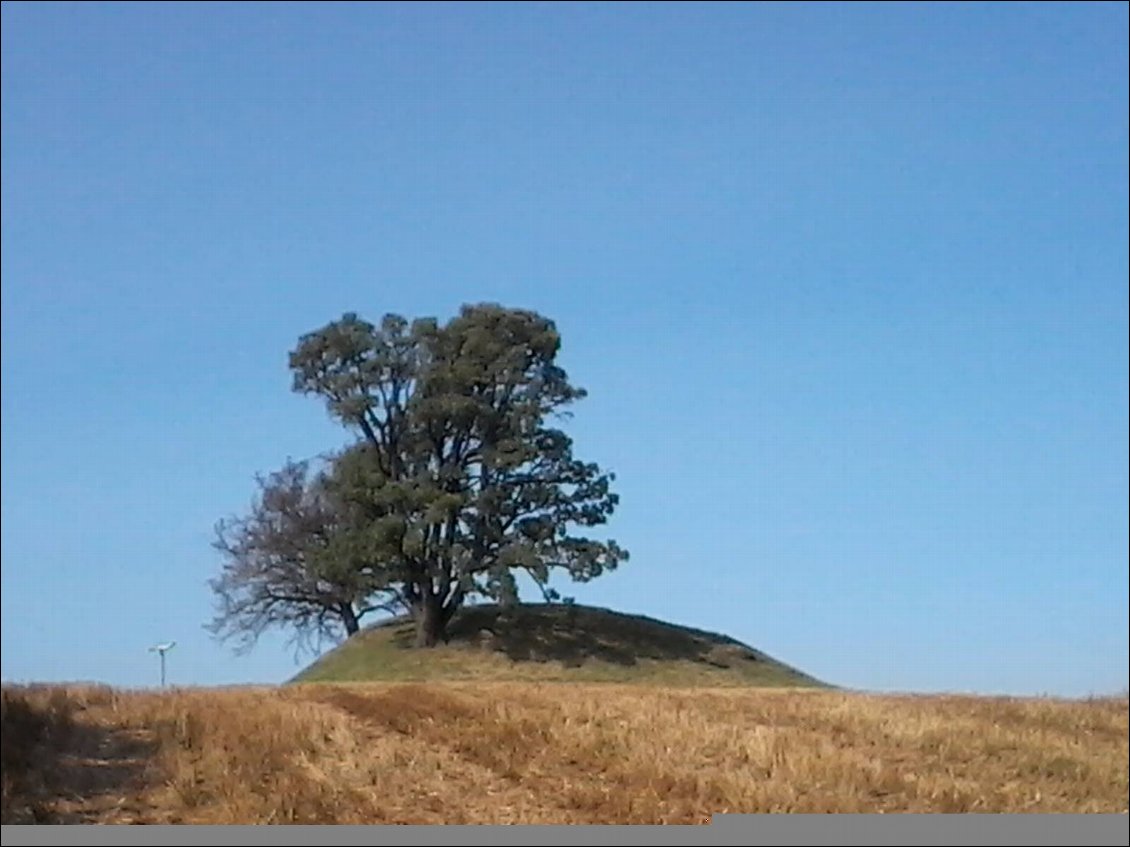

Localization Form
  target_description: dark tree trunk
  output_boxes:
[341,604,360,637]
[413,594,445,647]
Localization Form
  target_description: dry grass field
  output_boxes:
[2,681,1126,824]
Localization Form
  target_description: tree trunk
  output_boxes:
[341,604,360,637]
[413,595,445,647]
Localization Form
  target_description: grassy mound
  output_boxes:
[291,603,826,687]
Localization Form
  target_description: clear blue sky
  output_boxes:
[2,2,1127,697]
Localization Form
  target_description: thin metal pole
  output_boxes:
[150,642,175,690]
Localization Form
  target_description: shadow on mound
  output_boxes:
[384,603,777,671]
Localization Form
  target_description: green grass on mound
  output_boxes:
[291,603,826,688]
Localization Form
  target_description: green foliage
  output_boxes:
[211,303,628,650]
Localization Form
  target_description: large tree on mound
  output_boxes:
[209,304,628,649]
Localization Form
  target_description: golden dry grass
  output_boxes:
[2,682,1126,823]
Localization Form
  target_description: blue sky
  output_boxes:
[2,2,1126,697]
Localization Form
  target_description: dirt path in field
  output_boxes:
[32,708,164,824]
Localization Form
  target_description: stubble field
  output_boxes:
[2,682,1126,824]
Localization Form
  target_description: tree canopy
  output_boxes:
[209,303,628,649]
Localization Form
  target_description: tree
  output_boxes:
[288,303,628,647]
[209,302,628,651]
[207,457,406,654]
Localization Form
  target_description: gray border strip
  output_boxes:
[2,817,1128,846]
[713,814,1129,844]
